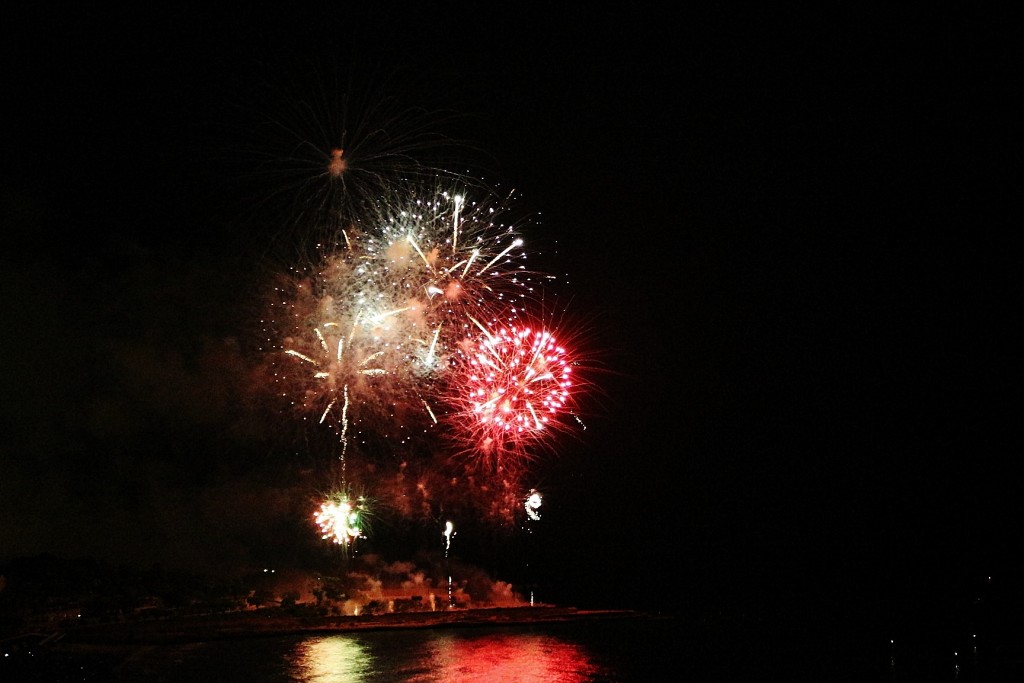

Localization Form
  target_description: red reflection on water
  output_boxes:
[412,632,606,682]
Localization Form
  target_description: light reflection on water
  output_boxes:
[101,618,676,682]
[289,635,374,682]
[398,631,605,682]
[288,630,607,682]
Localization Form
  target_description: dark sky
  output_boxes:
[1,5,1018,620]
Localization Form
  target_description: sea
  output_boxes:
[6,610,1024,682]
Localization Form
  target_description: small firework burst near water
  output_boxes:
[314,494,368,546]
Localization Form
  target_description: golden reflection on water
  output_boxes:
[291,636,373,682]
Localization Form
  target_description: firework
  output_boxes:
[525,489,543,521]
[441,322,577,474]
[353,183,536,343]
[315,493,369,547]
[222,62,487,249]
[246,77,595,537]
[443,520,455,554]
[261,182,545,449]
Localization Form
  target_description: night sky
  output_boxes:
[2,4,1018,628]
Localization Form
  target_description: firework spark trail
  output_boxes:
[443,520,456,606]
[443,520,455,554]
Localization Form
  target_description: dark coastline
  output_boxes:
[59,605,657,647]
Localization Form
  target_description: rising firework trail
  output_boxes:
[444,520,456,606]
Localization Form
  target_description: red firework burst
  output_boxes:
[444,323,576,470]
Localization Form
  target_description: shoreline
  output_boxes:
[44,605,660,650]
